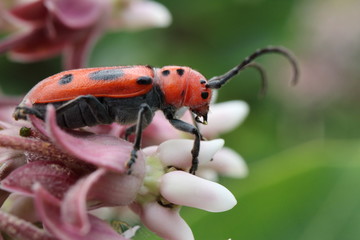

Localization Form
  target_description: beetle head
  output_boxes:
[157,66,212,125]
[183,68,212,125]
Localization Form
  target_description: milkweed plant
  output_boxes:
[0,1,248,239]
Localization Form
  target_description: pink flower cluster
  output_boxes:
[0,0,171,69]
[0,96,248,240]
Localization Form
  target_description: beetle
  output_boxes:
[13,46,299,174]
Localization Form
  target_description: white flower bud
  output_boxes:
[201,100,249,138]
[160,171,237,212]
[157,139,224,169]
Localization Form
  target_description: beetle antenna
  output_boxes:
[206,46,299,89]
[243,62,267,97]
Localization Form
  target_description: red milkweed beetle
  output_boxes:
[13,46,299,174]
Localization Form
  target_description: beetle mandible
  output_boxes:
[13,46,299,174]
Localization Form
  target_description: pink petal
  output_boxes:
[7,0,47,26]
[160,171,237,212]
[0,209,54,240]
[0,96,22,106]
[0,29,37,55]
[62,21,103,69]
[61,168,106,235]
[0,155,25,179]
[89,165,144,206]
[0,157,25,206]
[136,202,194,240]
[201,100,249,138]
[46,105,138,173]
[0,104,28,128]
[0,123,20,134]
[29,114,48,138]
[0,120,15,131]
[44,0,108,28]
[142,111,180,146]
[85,123,125,138]
[0,132,80,169]
[61,165,144,234]
[34,184,126,240]
[1,161,78,199]
[9,27,67,62]
[157,139,224,170]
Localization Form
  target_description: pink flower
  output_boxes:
[0,94,246,239]
[0,104,145,239]
[0,0,171,69]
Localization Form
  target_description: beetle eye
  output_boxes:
[201,92,209,99]
[176,68,185,76]
[162,70,170,76]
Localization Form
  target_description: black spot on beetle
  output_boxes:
[89,68,124,81]
[59,74,73,85]
[200,79,206,84]
[137,76,153,85]
[162,70,170,76]
[176,68,184,76]
[201,92,209,99]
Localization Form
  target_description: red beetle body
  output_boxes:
[14,47,299,174]
[17,65,211,127]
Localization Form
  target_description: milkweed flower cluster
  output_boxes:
[0,96,249,240]
[0,0,171,69]
[0,1,249,238]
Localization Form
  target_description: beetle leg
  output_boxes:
[124,125,136,140]
[55,95,113,127]
[13,106,43,120]
[127,103,153,174]
[168,118,201,175]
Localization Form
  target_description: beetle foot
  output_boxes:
[13,106,42,121]
[126,150,137,175]
[189,158,198,175]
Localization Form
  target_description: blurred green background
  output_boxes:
[1,0,360,239]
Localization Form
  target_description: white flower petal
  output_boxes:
[210,90,218,104]
[202,100,249,138]
[140,202,194,240]
[122,225,140,239]
[160,171,237,212]
[206,147,248,178]
[157,139,224,169]
[142,146,158,156]
[120,1,172,30]
[195,168,219,182]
